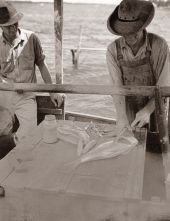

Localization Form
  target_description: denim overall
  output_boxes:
[115,33,157,131]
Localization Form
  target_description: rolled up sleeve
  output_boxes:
[106,42,129,126]
[157,47,170,87]
[152,37,170,86]
[32,34,45,67]
[106,43,123,86]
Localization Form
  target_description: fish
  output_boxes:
[79,135,138,163]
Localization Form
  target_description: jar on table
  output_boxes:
[43,115,58,144]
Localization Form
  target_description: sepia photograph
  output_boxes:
[0,0,170,220]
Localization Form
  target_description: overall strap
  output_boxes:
[145,33,153,58]
[115,38,125,83]
[115,38,123,61]
[115,34,154,61]
[115,34,156,84]
[146,33,156,84]
[148,33,153,50]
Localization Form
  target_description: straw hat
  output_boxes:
[0,1,23,27]
[107,0,155,36]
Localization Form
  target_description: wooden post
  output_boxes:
[70,25,83,67]
[75,25,83,68]
[54,0,63,84]
[155,86,169,153]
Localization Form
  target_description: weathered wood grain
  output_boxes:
[36,94,65,123]
[2,83,170,97]
[54,0,63,83]
[155,86,170,153]
[0,83,156,96]
[0,121,148,220]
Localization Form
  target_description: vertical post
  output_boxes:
[155,86,169,153]
[70,26,83,67]
[54,0,63,84]
[75,25,83,68]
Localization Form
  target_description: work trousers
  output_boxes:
[0,91,37,143]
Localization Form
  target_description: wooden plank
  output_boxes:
[1,84,170,97]
[155,86,170,153]
[36,94,57,109]
[36,94,65,122]
[0,125,42,184]
[0,83,155,96]
[36,95,64,115]
[162,153,170,200]
[0,121,158,220]
[65,111,116,124]
[64,47,106,51]
[54,0,63,84]
[160,86,170,97]
[124,129,147,199]
[0,122,146,199]
[37,108,62,115]
[0,188,170,221]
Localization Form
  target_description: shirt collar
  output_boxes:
[120,30,151,52]
[2,28,25,47]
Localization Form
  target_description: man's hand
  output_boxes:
[50,93,65,108]
[131,107,150,128]
[102,120,131,138]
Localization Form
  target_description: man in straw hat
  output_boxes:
[0,1,64,150]
[106,0,170,137]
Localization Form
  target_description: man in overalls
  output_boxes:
[106,0,170,138]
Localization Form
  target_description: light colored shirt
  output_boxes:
[0,28,45,83]
[106,31,170,87]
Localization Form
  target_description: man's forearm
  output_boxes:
[143,97,155,114]
[39,62,53,84]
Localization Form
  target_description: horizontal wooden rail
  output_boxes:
[65,111,116,124]
[0,83,157,96]
[64,47,106,51]
[1,83,170,97]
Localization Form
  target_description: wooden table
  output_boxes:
[0,120,169,220]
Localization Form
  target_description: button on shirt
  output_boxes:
[0,28,45,83]
[106,31,170,87]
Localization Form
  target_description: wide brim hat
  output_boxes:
[107,0,155,36]
[0,1,23,27]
